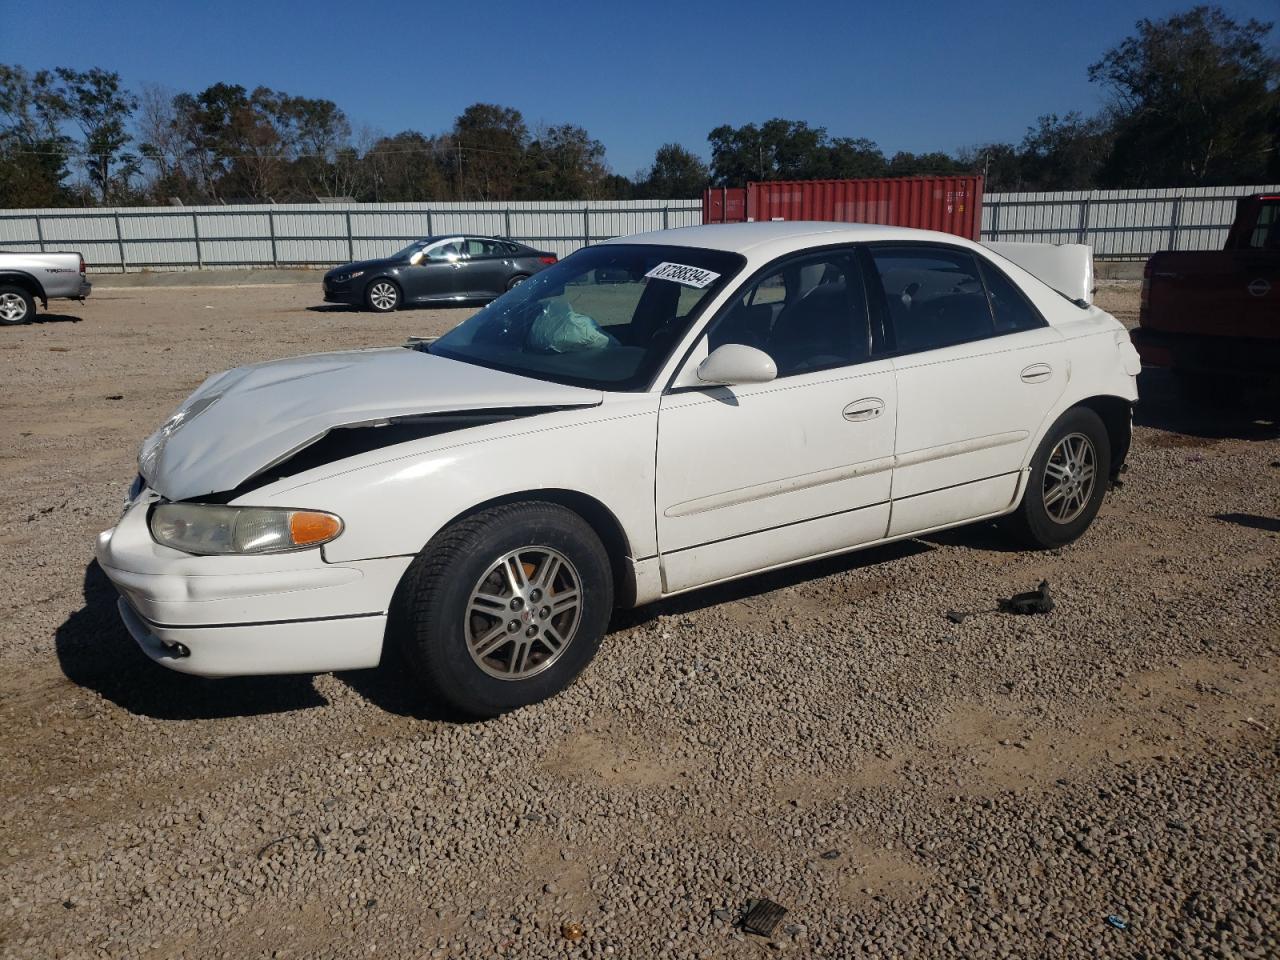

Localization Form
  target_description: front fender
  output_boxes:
[244,395,661,564]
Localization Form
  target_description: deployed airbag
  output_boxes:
[529,301,615,353]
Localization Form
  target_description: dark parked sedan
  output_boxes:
[323,236,558,312]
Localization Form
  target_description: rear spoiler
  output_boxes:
[983,241,1095,305]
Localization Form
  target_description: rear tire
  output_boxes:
[392,502,613,718]
[365,279,400,313]
[506,274,529,291]
[1005,407,1111,549]
[0,285,34,325]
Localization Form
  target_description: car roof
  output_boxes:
[603,221,983,258]
[420,235,521,244]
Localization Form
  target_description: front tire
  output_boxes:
[0,285,34,325]
[393,502,614,718]
[1005,407,1111,549]
[365,279,400,313]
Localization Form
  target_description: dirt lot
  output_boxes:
[1,279,1277,959]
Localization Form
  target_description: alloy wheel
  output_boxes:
[1042,432,1096,524]
[0,292,29,323]
[369,282,398,311]
[464,547,582,680]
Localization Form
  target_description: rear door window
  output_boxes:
[868,246,994,353]
[464,238,503,257]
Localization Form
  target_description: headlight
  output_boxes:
[149,503,343,556]
[334,270,363,283]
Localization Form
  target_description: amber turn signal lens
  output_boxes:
[289,511,343,546]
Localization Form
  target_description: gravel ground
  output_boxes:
[1,279,1277,959]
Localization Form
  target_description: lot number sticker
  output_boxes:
[645,262,721,288]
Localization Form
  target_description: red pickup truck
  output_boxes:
[1131,193,1279,398]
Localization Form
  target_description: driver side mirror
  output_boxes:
[696,343,777,386]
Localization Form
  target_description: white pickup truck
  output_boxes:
[0,250,92,324]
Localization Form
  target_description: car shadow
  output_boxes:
[919,519,1026,553]
[1135,368,1279,441]
[31,312,83,324]
[1212,512,1280,534]
[334,539,936,719]
[306,301,488,315]
[54,561,328,720]
[334,651,476,724]
[610,538,933,628]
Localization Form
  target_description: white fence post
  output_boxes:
[114,214,126,272]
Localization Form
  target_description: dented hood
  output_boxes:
[139,347,602,501]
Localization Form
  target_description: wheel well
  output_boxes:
[365,275,401,294]
[0,272,46,306]
[1074,395,1132,479]
[447,490,634,602]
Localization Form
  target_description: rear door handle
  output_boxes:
[1020,363,1052,384]
[843,398,884,422]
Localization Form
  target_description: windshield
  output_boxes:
[428,244,745,391]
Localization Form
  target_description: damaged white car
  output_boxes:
[97,222,1140,717]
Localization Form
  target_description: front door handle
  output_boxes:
[843,398,884,422]
[1020,363,1052,384]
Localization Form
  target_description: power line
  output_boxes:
[0,137,553,163]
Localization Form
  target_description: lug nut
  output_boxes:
[540,606,550,619]
[507,620,520,633]
[525,625,539,638]
[510,597,523,611]
[529,589,543,603]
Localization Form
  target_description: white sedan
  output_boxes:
[97,222,1140,717]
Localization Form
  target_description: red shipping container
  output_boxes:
[702,176,983,241]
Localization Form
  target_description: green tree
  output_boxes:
[634,143,708,198]
[0,65,72,206]
[1089,5,1279,186]
[451,103,528,200]
[821,137,889,179]
[885,150,969,178]
[52,67,138,203]
[707,119,887,184]
[1016,113,1111,190]
[958,142,1025,192]
[521,123,611,199]
[360,130,451,202]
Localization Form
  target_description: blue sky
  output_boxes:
[4,0,1276,176]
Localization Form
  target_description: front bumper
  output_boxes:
[97,493,411,677]
[1131,327,1280,377]
[115,597,387,677]
[322,281,360,305]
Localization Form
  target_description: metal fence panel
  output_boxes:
[3,188,1276,270]
[0,200,704,272]
[982,183,1280,259]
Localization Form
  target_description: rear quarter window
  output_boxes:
[977,259,1047,333]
